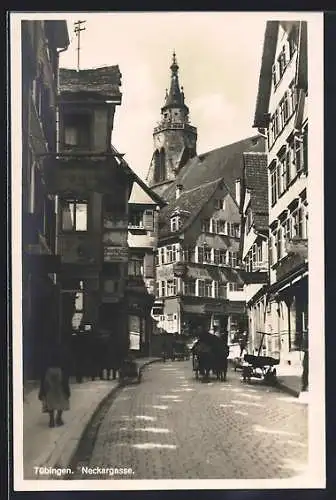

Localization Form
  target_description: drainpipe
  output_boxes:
[54,46,67,341]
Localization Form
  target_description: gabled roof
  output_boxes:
[159,178,223,238]
[253,21,306,128]
[162,135,266,203]
[243,152,268,232]
[253,21,279,128]
[110,145,166,208]
[59,66,122,101]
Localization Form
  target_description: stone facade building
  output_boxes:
[44,66,164,373]
[252,21,308,386]
[21,20,70,380]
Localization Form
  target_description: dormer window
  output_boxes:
[171,215,181,232]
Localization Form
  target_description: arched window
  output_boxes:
[153,148,166,183]
[153,150,161,183]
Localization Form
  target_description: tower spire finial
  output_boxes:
[170,51,179,74]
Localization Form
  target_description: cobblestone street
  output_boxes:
[72,360,308,480]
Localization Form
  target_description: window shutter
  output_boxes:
[143,253,155,278]
[143,210,154,231]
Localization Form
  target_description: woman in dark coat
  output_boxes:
[38,344,71,427]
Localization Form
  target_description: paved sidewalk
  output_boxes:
[275,363,303,398]
[23,357,162,480]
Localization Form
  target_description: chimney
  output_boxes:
[176,184,183,199]
[235,179,241,208]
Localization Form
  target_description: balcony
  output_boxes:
[276,239,308,282]
[153,122,197,134]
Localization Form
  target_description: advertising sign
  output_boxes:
[104,246,128,262]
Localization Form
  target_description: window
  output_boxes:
[129,212,143,228]
[183,279,196,296]
[159,247,165,265]
[205,280,212,297]
[204,246,212,263]
[63,113,91,149]
[228,251,237,267]
[181,247,189,262]
[214,249,226,265]
[166,245,177,263]
[272,64,277,87]
[252,245,257,263]
[143,210,154,231]
[288,28,298,58]
[279,153,288,195]
[198,280,205,297]
[171,216,181,232]
[298,207,305,238]
[219,284,227,298]
[197,246,204,263]
[167,279,177,296]
[229,282,244,292]
[257,243,263,263]
[213,281,219,298]
[278,46,287,78]
[217,219,226,234]
[284,218,292,241]
[214,199,222,210]
[61,199,88,231]
[246,208,253,231]
[160,281,166,297]
[229,222,240,237]
[294,136,304,172]
[128,259,142,276]
[275,227,283,260]
[201,218,211,232]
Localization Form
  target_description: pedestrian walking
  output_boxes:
[38,344,71,428]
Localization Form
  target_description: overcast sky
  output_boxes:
[59,13,268,179]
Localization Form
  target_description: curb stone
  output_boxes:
[65,357,162,476]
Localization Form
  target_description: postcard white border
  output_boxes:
[10,11,325,491]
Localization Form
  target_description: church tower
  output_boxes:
[146,52,197,196]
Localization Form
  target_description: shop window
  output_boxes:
[61,199,88,232]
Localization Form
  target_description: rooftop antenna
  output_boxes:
[74,20,86,72]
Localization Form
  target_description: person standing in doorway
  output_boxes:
[38,344,71,428]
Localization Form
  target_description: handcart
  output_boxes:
[242,332,279,386]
